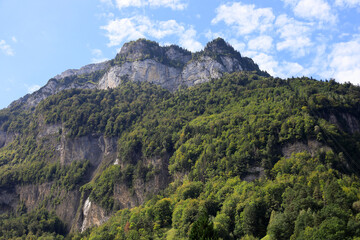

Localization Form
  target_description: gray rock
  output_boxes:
[54,61,110,80]
[98,38,260,91]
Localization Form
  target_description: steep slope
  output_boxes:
[0,40,360,239]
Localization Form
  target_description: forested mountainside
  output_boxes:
[1,39,360,240]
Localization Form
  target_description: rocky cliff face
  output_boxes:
[0,130,15,148]
[16,183,82,231]
[98,38,260,91]
[9,38,261,109]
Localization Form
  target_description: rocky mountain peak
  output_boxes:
[115,38,192,66]
[204,37,240,58]
[117,38,162,62]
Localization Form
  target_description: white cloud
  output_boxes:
[275,14,313,57]
[97,12,115,20]
[228,39,246,53]
[205,30,224,41]
[114,0,187,10]
[149,19,184,38]
[212,2,275,35]
[250,52,279,76]
[335,0,360,7]
[0,40,15,56]
[327,36,360,84]
[28,85,41,94]
[91,49,109,63]
[248,35,273,52]
[100,0,114,7]
[101,16,202,51]
[115,0,142,8]
[283,0,336,24]
[101,18,146,47]
[279,61,305,77]
[11,37,17,43]
[179,27,203,52]
[243,50,305,78]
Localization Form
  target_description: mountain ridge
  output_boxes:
[8,38,265,109]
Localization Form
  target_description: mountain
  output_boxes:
[1,39,360,240]
[11,38,263,109]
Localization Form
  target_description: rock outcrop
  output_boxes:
[81,197,109,232]
[54,61,110,80]
[98,38,261,91]
[59,134,117,167]
[0,130,15,148]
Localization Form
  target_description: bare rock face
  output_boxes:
[0,130,15,148]
[99,38,260,91]
[282,140,332,158]
[81,197,109,232]
[59,134,117,168]
[16,183,82,231]
[180,56,228,86]
[99,59,182,91]
[165,45,192,64]
[329,113,360,134]
[113,155,170,210]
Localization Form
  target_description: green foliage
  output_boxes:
[1,71,360,239]
[0,208,66,239]
[153,198,172,227]
[74,151,360,240]
[88,165,122,211]
[189,213,217,240]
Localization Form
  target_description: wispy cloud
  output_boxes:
[335,0,360,7]
[0,40,15,56]
[178,27,203,52]
[113,0,187,10]
[282,0,337,24]
[248,35,273,52]
[325,36,360,84]
[101,16,202,51]
[99,0,114,7]
[101,17,146,47]
[275,14,313,57]
[212,2,275,35]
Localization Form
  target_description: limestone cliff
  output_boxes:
[98,38,261,91]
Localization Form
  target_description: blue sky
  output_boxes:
[1,0,360,109]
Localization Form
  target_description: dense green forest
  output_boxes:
[1,72,360,239]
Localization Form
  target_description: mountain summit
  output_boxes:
[11,38,264,108]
